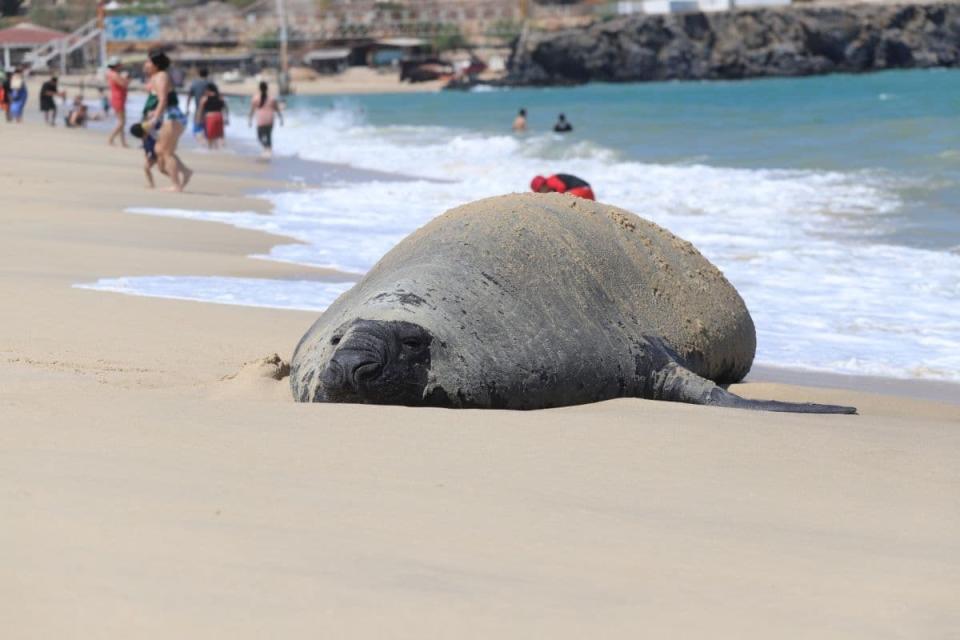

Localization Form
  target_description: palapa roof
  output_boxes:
[0,22,67,47]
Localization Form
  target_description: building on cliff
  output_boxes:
[616,0,790,16]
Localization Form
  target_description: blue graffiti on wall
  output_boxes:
[105,16,161,42]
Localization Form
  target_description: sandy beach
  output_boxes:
[250,66,449,96]
[2,120,959,638]
[49,66,449,100]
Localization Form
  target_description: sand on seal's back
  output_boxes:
[379,193,756,383]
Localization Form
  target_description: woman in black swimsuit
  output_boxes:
[143,49,192,192]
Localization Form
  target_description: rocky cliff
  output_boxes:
[506,3,960,84]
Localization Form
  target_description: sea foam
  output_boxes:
[78,103,960,382]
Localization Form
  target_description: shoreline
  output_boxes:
[3,118,959,638]
[48,116,960,403]
[748,363,960,406]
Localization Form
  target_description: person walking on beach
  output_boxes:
[128,122,165,189]
[198,82,228,149]
[248,80,283,158]
[513,108,527,133]
[553,113,573,133]
[39,76,65,127]
[0,69,9,122]
[530,173,595,200]
[142,49,192,192]
[106,57,130,147]
[7,67,27,123]
[185,67,210,141]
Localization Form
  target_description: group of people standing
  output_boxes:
[106,50,284,191]
[184,66,283,157]
[4,71,104,129]
[185,67,229,150]
[3,48,284,193]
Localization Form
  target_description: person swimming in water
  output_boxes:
[553,113,573,133]
[513,108,527,133]
[530,173,595,200]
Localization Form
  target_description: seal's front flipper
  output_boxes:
[652,363,857,415]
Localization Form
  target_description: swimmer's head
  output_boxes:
[530,175,549,193]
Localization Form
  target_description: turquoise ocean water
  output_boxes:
[83,69,960,381]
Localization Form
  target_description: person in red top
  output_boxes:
[106,57,130,147]
[530,173,596,200]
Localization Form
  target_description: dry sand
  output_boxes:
[1,121,958,638]
[263,66,448,96]
[52,65,447,99]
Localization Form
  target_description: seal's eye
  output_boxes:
[401,338,423,350]
[330,336,341,346]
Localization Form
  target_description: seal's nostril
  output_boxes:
[325,351,383,392]
[352,361,382,384]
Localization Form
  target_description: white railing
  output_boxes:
[24,19,104,71]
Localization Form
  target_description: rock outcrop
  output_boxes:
[507,3,960,84]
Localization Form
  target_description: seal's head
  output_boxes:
[318,319,433,405]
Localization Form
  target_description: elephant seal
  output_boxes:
[291,193,855,414]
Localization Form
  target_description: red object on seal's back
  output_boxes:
[530,174,596,200]
[567,186,596,200]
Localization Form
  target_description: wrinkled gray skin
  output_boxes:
[291,194,855,414]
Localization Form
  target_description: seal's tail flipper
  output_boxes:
[653,364,857,415]
[706,387,858,415]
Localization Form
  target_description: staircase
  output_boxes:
[25,19,105,72]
